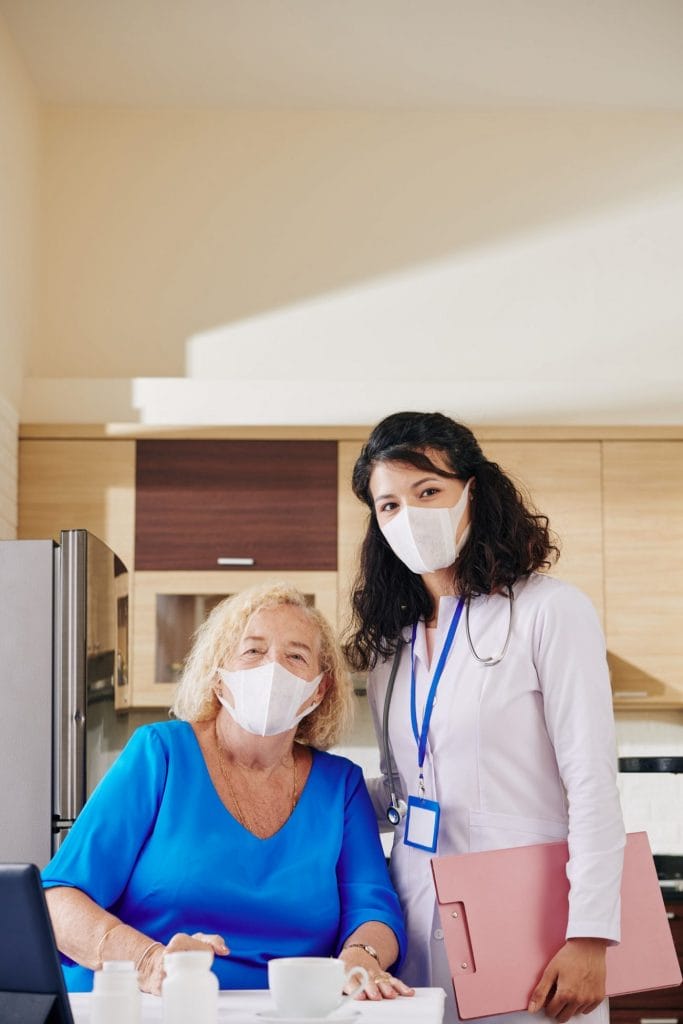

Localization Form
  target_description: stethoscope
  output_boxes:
[383,588,515,826]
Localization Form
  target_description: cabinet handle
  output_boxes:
[216,557,255,566]
[613,691,650,699]
[639,1019,679,1023]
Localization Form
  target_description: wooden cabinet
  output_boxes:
[483,441,604,622]
[131,569,337,706]
[131,440,339,704]
[603,442,683,708]
[135,440,337,571]
[18,440,136,571]
[610,897,682,1022]
[16,428,683,709]
[337,440,368,636]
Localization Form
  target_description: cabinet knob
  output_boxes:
[216,557,255,566]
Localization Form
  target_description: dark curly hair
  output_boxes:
[343,411,559,671]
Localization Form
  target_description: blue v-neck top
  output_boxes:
[42,721,405,992]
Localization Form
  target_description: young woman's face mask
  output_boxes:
[370,455,473,575]
[379,481,471,574]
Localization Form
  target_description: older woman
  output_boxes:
[43,582,411,1000]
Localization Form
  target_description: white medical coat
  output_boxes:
[366,573,625,1024]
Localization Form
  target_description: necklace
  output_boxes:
[214,726,298,833]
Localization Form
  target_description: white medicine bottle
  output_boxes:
[91,960,141,1024]
[162,950,218,1024]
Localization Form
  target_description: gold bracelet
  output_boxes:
[342,942,380,964]
[135,940,164,974]
[95,923,122,971]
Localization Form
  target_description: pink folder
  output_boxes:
[431,831,681,1020]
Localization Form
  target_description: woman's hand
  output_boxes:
[358,968,415,1001]
[528,938,608,1022]
[137,932,230,995]
[340,950,414,1001]
[339,923,413,1001]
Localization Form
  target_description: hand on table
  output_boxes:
[340,949,414,1002]
[528,938,608,1022]
[138,931,230,995]
[357,969,415,1001]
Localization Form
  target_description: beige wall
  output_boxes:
[0,14,39,536]
[31,108,683,413]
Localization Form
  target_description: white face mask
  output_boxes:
[379,479,472,575]
[216,661,323,737]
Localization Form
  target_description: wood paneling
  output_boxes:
[135,440,337,571]
[603,441,683,707]
[337,440,369,635]
[483,441,605,623]
[0,396,18,540]
[18,440,136,570]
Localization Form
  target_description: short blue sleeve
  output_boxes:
[42,725,169,908]
[335,763,407,969]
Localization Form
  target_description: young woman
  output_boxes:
[344,411,625,1024]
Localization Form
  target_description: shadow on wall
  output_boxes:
[30,109,683,381]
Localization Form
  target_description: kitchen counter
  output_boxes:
[68,987,446,1023]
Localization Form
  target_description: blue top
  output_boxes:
[42,721,405,992]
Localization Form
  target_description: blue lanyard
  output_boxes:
[410,595,466,773]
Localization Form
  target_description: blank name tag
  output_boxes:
[404,796,441,852]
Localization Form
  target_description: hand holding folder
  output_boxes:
[431,831,681,1020]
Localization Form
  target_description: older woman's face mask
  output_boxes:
[216,604,325,736]
[217,662,323,736]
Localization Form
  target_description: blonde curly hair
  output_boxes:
[171,581,354,750]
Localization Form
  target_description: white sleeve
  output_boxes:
[533,583,626,943]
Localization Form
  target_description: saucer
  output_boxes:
[256,1010,360,1024]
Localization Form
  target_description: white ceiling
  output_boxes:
[2,0,683,110]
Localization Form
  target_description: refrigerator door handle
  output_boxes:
[54,531,88,824]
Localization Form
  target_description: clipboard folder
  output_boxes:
[431,831,681,1020]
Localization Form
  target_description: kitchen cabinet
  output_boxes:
[483,441,604,623]
[603,442,683,708]
[609,896,682,1023]
[18,440,136,571]
[17,427,683,710]
[337,440,368,635]
[131,569,337,706]
[135,440,337,571]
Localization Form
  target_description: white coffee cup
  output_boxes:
[267,956,369,1018]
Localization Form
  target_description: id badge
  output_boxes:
[403,795,440,852]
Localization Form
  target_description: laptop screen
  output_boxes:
[0,862,74,1023]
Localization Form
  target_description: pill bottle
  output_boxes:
[162,950,218,1024]
[91,960,141,1024]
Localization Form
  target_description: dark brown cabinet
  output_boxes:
[610,898,682,1023]
[135,440,338,571]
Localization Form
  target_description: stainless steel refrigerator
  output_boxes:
[0,530,129,866]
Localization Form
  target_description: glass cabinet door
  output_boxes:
[131,571,337,707]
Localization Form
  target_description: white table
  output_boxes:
[69,987,445,1023]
